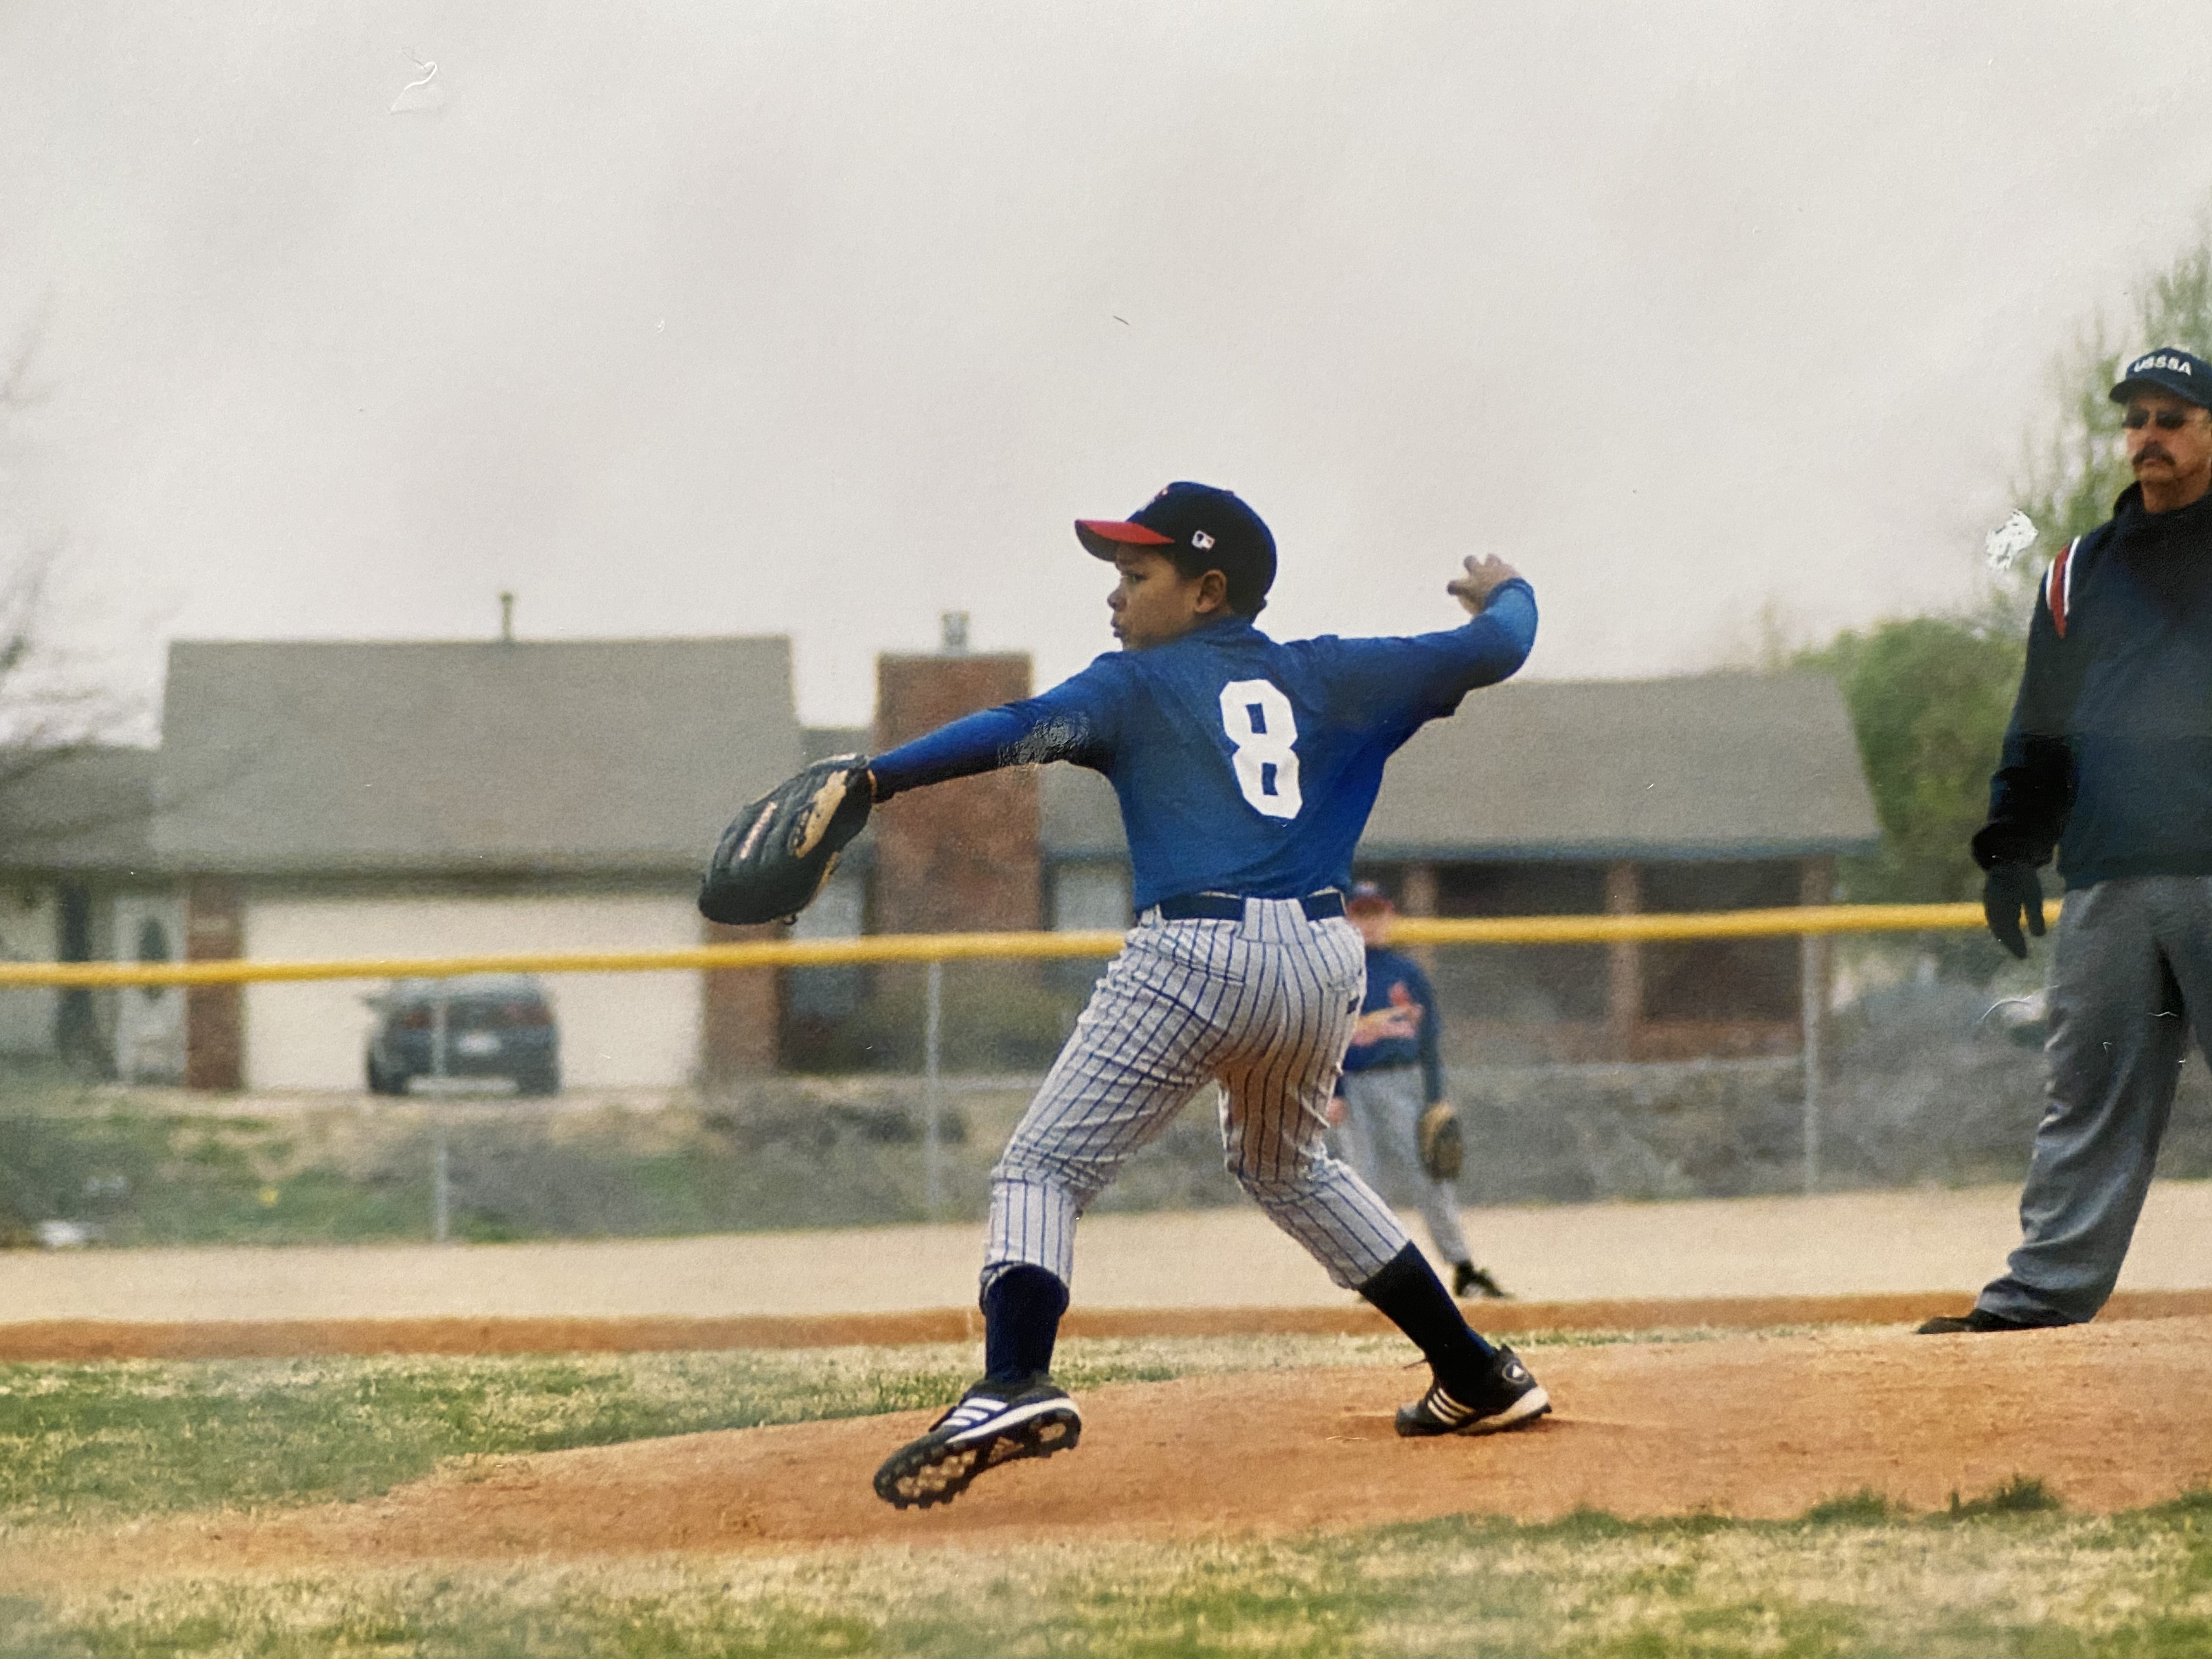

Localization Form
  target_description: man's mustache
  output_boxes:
[2136,444,2173,466]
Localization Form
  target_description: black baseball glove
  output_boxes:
[699,755,874,926]
[1417,1101,1464,1182]
[1981,862,2046,960]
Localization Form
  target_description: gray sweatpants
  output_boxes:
[985,899,1413,1296]
[1979,875,2212,1326]
[1334,1063,1472,1267]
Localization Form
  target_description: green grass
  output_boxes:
[1949,1474,2064,1517]
[0,1334,1418,1528]
[0,1327,1973,1532]
[0,1102,435,1248]
[4,1496,2211,1657]
[0,1088,1043,1245]
[2,1341,2209,1656]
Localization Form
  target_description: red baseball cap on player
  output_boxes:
[1075,481,1277,616]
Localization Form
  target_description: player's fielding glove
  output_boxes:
[1417,1102,1464,1182]
[699,755,874,926]
[1981,862,2047,960]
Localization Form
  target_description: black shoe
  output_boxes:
[1453,1262,1511,1300]
[873,1376,1082,1509]
[1914,1308,2055,1335]
[1395,1345,1551,1438]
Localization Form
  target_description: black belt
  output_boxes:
[1153,889,1345,922]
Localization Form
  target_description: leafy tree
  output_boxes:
[1802,223,2212,914]
[1797,618,2023,905]
[2011,233,2212,585]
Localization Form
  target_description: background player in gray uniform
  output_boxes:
[1330,881,1510,1299]
[859,482,1548,1508]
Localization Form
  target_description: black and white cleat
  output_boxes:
[873,1376,1084,1509]
[1395,1345,1551,1438]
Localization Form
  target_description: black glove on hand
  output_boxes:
[1982,862,2047,960]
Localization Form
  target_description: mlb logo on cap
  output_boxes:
[2111,347,2212,409]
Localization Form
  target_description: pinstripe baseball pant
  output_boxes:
[984,897,1414,1295]
[1334,1064,1472,1266]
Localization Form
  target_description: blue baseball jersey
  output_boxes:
[870,580,1537,911]
[1339,945,1445,1102]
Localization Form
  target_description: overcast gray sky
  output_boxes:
[4,2,2211,730]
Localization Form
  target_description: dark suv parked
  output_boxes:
[365,974,560,1096]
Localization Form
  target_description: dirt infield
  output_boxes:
[4,1288,2211,1360]
[6,1184,2205,1329]
[9,1314,2208,1590]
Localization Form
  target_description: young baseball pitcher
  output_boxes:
[698,481,1546,1508]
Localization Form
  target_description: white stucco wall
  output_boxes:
[0,885,58,1056]
[242,893,704,1090]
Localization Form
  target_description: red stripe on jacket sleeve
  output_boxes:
[2046,539,2075,638]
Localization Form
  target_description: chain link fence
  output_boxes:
[2,908,2207,1248]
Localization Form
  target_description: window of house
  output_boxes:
[1639,860,1801,1023]
[136,916,173,1004]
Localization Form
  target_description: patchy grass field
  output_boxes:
[3,1331,2209,1657]
[0,1335,1422,1527]
[0,1327,1825,1531]
[3,1497,2211,1657]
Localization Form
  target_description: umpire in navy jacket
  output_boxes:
[1922,346,2212,1334]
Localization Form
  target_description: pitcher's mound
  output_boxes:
[22,1317,2212,1585]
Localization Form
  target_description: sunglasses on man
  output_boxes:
[2122,405,2205,430]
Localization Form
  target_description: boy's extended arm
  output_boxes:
[1326,578,1537,726]
[868,674,1110,800]
[1441,579,1538,686]
[872,568,1535,797]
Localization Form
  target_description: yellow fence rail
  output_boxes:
[0,900,1997,989]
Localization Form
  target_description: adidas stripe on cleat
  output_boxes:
[1395,1346,1551,1438]
[873,1377,1083,1509]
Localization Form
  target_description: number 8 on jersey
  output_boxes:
[1218,679,1302,819]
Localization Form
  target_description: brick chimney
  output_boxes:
[871,619,1041,934]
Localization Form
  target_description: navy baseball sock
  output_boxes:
[981,1265,1069,1385]
[1358,1243,1497,1387]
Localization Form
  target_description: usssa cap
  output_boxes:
[2110,347,2212,409]
[1075,482,1277,614]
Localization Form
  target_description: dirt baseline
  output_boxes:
[5,1289,2209,1362]
[10,1316,2209,1589]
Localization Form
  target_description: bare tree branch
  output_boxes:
[0,305,52,415]
[0,313,150,866]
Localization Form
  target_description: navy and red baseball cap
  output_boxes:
[1345,879,1394,915]
[2110,347,2212,409]
[1075,482,1277,615]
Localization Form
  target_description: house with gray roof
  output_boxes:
[156,635,803,1091]
[0,635,1882,1084]
[0,634,815,1091]
[0,746,166,1070]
